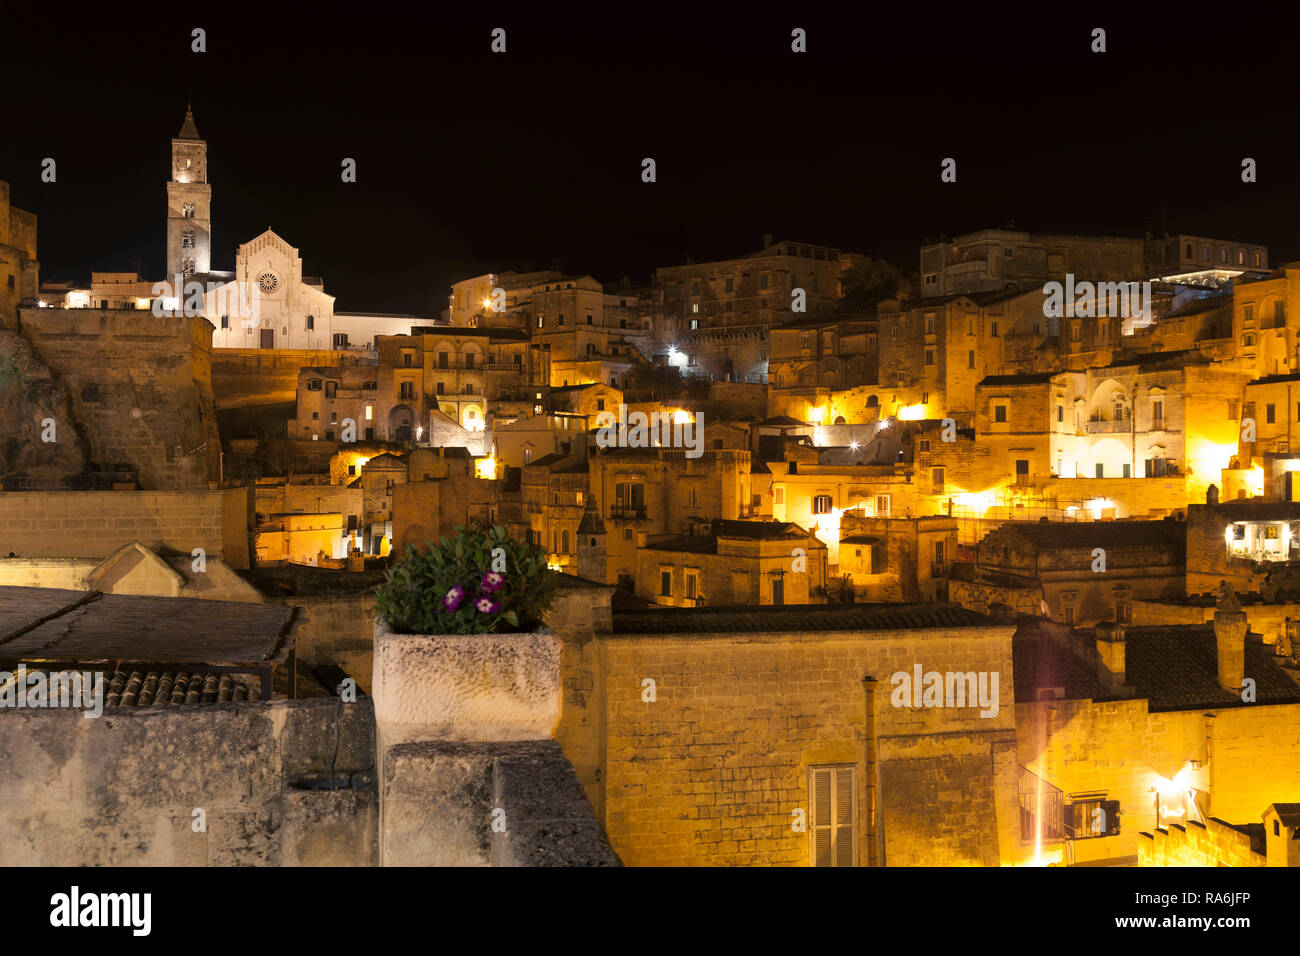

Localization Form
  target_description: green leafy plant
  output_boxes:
[375,524,558,634]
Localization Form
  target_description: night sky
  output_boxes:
[3,2,1297,315]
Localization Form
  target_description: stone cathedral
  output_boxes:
[165,103,335,350]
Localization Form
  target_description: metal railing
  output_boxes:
[1085,420,1131,434]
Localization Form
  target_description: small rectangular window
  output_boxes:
[660,570,672,598]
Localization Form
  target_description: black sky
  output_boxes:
[3,1,1298,315]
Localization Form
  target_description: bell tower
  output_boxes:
[166,99,211,282]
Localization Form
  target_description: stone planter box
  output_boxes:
[372,620,561,745]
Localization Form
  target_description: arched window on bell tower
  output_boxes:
[182,257,195,279]
[183,202,195,218]
[181,229,195,249]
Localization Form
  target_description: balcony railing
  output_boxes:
[1085,419,1131,434]
[609,505,647,520]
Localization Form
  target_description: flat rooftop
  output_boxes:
[0,587,297,697]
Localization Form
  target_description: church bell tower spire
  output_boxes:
[166,97,211,281]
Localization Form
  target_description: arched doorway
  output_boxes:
[389,404,415,442]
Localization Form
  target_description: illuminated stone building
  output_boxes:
[291,365,380,442]
[875,288,1038,425]
[557,600,1019,866]
[493,412,590,468]
[446,271,652,388]
[653,238,845,383]
[1232,263,1300,379]
[375,328,535,437]
[767,458,917,566]
[634,518,828,607]
[204,229,335,351]
[521,452,590,571]
[1185,499,1300,593]
[589,446,752,588]
[0,180,39,329]
[838,513,957,602]
[919,228,1168,299]
[950,520,1186,626]
[767,312,877,390]
[1147,233,1269,282]
[1014,589,1300,866]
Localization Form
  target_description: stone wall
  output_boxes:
[559,615,1020,866]
[0,695,376,866]
[211,348,353,409]
[16,308,222,489]
[380,740,619,866]
[0,488,249,569]
[1138,818,1264,867]
[267,591,375,692]
[1129,596,1300,649]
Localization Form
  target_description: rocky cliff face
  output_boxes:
[0,329,88,487]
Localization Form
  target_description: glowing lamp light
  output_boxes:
[808,407,825,424]
[673,409,694,425]
[850,441,860,451]
[475,456,498,480]
[897,404,925,421]
[415,426,424,441]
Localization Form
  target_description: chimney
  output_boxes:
[1095,622,1127,691]
[763,233,772,249]
[1214,581,1247,693]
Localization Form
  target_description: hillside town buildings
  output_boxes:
[9,101,1300,869]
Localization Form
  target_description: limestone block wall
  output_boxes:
[559,624,1019,867]
[0,696,376,866]
[380,740,619,867]
[269,591,376,692]
[17,308,221,489]
[211,348,360,410]
[1138,819,1264,867]
[0,488,249,568]
[1129,598,1300,649]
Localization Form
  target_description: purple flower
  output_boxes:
[475,597,500,614]
[480,571,505,593]
[443,586,464,611]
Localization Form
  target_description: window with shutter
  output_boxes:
[809,765,857,866]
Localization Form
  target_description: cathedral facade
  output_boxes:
[205,229,335,350]
[167,104,335,350]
